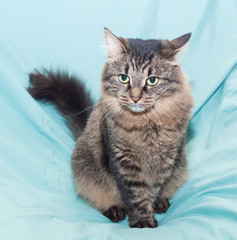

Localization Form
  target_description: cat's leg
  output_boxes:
[74,166,126,222]
[72,153,126,222]
[116,177,158,228]
[154,156,188,214]
[110,157,158,228]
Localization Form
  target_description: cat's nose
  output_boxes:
[130,95,142,103]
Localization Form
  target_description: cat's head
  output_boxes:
[101,28,192,114]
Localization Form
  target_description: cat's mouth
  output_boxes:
[127,103,147,113]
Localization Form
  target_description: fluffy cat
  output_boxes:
[28,28,193,228]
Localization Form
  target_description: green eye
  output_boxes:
[146,77,159,86]
[119,74,130,84]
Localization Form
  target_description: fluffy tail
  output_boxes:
[28,69,93,139]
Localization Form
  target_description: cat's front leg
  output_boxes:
[117,179,157,228]
[112,162,158,228]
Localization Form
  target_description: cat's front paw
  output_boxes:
[130,218,158,228]
[102,206,126,223]
[154,198,170,213]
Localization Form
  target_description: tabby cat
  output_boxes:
[28,28,193,228]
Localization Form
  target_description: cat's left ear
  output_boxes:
[161,33,191,58]
[104,28,129,59]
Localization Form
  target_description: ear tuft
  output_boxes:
[104,28,128,59]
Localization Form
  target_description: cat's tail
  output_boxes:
[27,69,93,139]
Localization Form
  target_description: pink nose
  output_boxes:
[130,95,142,103]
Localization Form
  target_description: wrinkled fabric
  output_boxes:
[0,0,237,239]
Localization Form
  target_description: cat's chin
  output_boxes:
[127,104,147,113]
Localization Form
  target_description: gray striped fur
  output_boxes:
[28,29,193,228]
[72,29,193,228]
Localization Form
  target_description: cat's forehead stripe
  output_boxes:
[130,58,136,71]
[141,58,153,72]
[124,64,129,74]
[126,51,155,74]
[148,67,152,76]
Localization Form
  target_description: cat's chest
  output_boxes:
[108,120,179,186]
[108,117,177,160]
[112,127,173,185]
[113,123,170,150]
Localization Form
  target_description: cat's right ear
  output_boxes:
[161,33,191,59]
[104,28,128,59]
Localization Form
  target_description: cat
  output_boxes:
[28,28,193,228]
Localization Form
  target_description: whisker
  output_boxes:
[155,103,181,125]
[74,104,97,116]
[145,109,162,132]
[156,104,176,124]
[151,109,162,130]
[97,101,118,130]
[112,105,123,120]
[162,107,181,125]
[74,98,113,116]
[167,98,185,111]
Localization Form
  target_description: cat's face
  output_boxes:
[101,29,191,114]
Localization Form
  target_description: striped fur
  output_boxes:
[29,29,193,228]
[73,30,193,228]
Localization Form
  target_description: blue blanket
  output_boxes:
[1,0,237,239]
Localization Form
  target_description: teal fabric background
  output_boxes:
[0,0,237,239]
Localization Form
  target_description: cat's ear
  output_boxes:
[161,33,191,58]
[104,28,128,59]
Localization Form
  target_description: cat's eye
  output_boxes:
[146,77,159,86]
[119,74,130,84]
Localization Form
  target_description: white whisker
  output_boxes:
[112,105,122,120]
[74,98,113,116]
[151,109,162,130]
[155,103,181,125]
[97,101,118,130]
